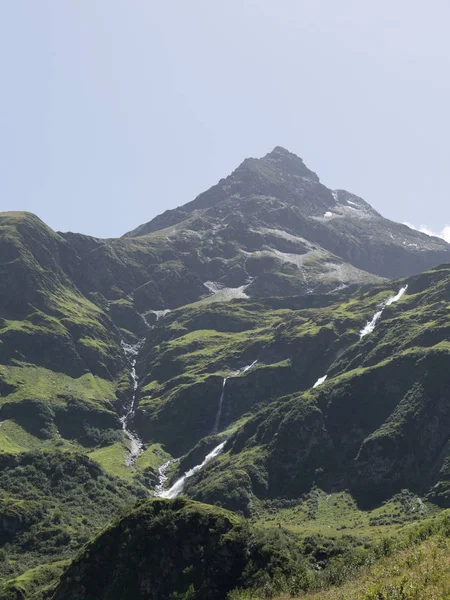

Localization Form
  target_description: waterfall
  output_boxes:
[154,458,177,496]
[212,360,257,434]
[120,340,145,466]
[360,285,408,339]
[385,285,408,306]
[212,378,227,435]
[359,310,383,338]
[156,441,226,499]
[313,374,327,388]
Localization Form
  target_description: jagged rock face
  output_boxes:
[123,147,450,280]
[45,147,449,320]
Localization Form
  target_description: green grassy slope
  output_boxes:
[164,266,450,518]
[0,451,143,597]
[50,500,450,600]
[2,209,450,599]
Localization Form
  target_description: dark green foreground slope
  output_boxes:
[49,499,450,600]
[52,498,308,600]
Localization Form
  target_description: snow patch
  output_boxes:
[149,309,171,320]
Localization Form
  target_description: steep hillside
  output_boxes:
[172,265,450,515]
[51,501,450,600]
[1,148,450,598]
[0,451,142,599]
[51,498,310,600]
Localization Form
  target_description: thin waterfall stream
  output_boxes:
[212,378,228,435]
[360,285,408,339]
[212,360,257,434]
[155,360,258,498]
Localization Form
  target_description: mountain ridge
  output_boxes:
[1,149,450,598]
[121,146,450,282]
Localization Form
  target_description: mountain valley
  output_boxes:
[1,148,450,599]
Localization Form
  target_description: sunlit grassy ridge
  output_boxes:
[253,489,438,542]
[298,538,450,600]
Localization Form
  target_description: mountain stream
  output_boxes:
[120,341,145,467]
[212,361,258,434]
[155,442,227,499]
[154,360,257,497]
[313,286,409,390]
[360,285,408,339]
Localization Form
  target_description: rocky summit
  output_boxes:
[1,149,450,599]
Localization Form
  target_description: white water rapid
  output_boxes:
[212,360,257,434]
[156,441,226,499]
[359,310,383,338]
[384,285,408,306]
[154,458,177,496]
[120,340,145,466]
[359,285,408,339]
[313,374,328,388]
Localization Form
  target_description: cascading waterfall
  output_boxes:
[212,360,257,434]
[156,441,226,499]
[384,285,409,306]
[359,285,408,339]
[313,374,327,388]
[154,458,177,496]
[140,312,151,329]
[154,361,256,497]
[359,310,383,338]
[120,340,145,466]
[313,286,409,389]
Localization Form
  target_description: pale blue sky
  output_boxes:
[1,1,450,239]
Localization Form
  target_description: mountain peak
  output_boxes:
[259,146,320,182]
[267,145,292,156]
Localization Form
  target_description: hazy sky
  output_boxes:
[1,1,450,239]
